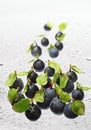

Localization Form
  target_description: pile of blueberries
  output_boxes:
[6,22,86,121]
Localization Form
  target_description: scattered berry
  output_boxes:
[33,59,45,72]
[44,24,51,31]
[55,41,63,51]
[50,97,66,115]
[25,104,41,121]
[62,79,74,93]
[63,102,78,119]
[41,37,49,46]
[44,66,55,77]
[72,88,84,100]
[27,71,38,84]
[67,70,78,82]
[25,84,39,98]
[49,48,59,58]
[55,31,63,40]
[31,44,42,57]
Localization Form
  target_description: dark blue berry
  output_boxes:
[41,37,49,46]
[72,88,84,100]
[25,104,41,121]
[44,66,55,77]
[63,103,78,119]
[31,45,42,57]
[49,48,59,58]
[33,59,45,72]
[50,97,65,115]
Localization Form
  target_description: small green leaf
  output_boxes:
[26,43,34,53]
[36,73,48,86]
[47,22,54,29]
[12,98,30,112]
[54,83,61,95]
[48,61,62,72]
[59,74,69,89]
[28,58,36,63]
[23,83,28,93]
[59,23,67,31]
[59,91,71,103]
[5,73,16,86]
[71,100,85,115]
[8,89,19,104]
[17,71,28,76]
[76,82,91,91]
[48,44,54,51]
[38,34,45,38]
[34,90,44,103]
[71,65,82,74]
[53,72,60,83]
[56,33,66,41]
[80,86,91,91]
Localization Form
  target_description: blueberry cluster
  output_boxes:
[6,22,88,122]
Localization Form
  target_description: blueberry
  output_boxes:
[44,24,51,31]
[55,41,63,51]
[33,59,45,72]
[62,79,74,93]
[41,37,49,46]
[37,88,56,109]
[9,78,24,91]
[45,87,56,101]
[63,102,78,119]
[25,104,41,121]
[44,66,55,77]
[67,71,78,82]
[72,88,84,100]
[31,45,42,57]
[25,84,39,98]
[50,97,65,115]
[55,31,63,40]
[27,71,38,84]
[49,48,59,58]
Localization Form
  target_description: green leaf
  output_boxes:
[59,74,69,89]
[48,61,62,72]
[8,89,19,104]
[59,23,67,31]
[53,72,60,83]
[76,82,91,91]
[80,86,91,91]
[26,43,34,53]
[23,83,28,93]
[59,91,71,103]
[38,34,45,38]
[47,22,54,29]
[71,65,82,74]
[71,100,85,115]
[34,90,44,103]
[28,58,36,63]
[54,83,61,95]
[5,73,16,86]
[36,73,48,86]
[17,71,28,76]
[12,98,30,112]
[56,33,66,41]
[48,44,54,51]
